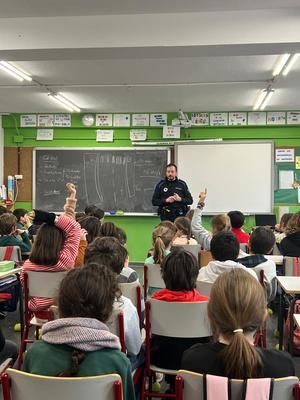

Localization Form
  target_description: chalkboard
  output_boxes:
[33,148,170,214]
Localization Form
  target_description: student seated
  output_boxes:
[97,222,137,281]
[145,224,176,265]
[191,189,231,251]
[84,204,105,220]
[182,269,295,378]
[85,237,143,359]
[0,213,32,254]
[227,210,249,244]
[198,231,257,283]
[78,216,101,244]
[274,213,293,244]
[172,216,197,245]
[22,264,135,400]
[146,221,177,258]
[279,212,300,257]
[238,227,276,297]
[0,206,8,216]
[151,248,209,371]
[0,326,18,364]
[21,183,81,313]
[13,208,31,233]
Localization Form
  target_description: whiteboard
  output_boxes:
[175,141,274,214]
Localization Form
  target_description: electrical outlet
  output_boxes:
[14,175,23,180]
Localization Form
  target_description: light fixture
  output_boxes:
[260,90,274,110]
[272,54,291,76]
[253,87,274,111]
[282,53,300,76]
[48,93,81,112]
[0,61,32,81]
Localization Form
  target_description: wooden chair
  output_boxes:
[119,281,143,327]
[17,271,68,369]
[176,370,300,400]
[171,245,201,263]
[1,369,123,400]
[141,299,211,400]
[143,264,165,299]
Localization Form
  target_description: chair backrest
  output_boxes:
[239,244,249,254]
[106,308,126,353]
[1,368,123,400]
[196,280,213,297]
[284,257,300,277]
[171,245,201,263]
[25,271,68,298]
[143,264,165,298]
[146,299,211,338]
[119,281,142,326]
[177,370,300,400]
[199,251,213,268]
[0,247,22,263]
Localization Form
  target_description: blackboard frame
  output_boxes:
[32,147,171,215]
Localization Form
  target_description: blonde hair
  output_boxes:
[152,225,176,264]
[208,269,266,379]
[211,214,231,235]
[285,212,300,235]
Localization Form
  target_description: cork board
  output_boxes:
[4,147,33,202]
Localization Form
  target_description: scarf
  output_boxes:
[41,317,121,352]
[152,288,208,302]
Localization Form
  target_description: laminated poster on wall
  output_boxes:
[229,112,247,126]
[296,156,300,170]
[191,112,209,126]
[150,113,168,126]
[38,114,54,127]
[54,114,71,127]
[287,111,300,125]
[96,130,114,142]
[267,111,286,125]
[247,112,267,126]
[209,112,228,126]
[279,170,294,190]
[275,148,295,163]
[96,114,113,127]
[130,129,147,141]
[132,114,149,127]
[163,126,180,139]
[36,129,54,141]
[113,114,131,127]
[20,114,37,127]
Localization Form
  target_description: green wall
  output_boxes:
[3,113,300,261]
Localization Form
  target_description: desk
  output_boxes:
[265,255,284,266]
[0,267,23,334]
[277,276,300,354]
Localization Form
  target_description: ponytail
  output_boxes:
[57,349,86,377]
[153,237,165,264]
[152,225,176,264]
[208,269,266,379]
[221,331,263,379]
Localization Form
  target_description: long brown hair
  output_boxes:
[174,217,192,240]
[285,212,300,235]
[208,269,266,379]
[152,225,176,264]
[211,214,231,235]
[29,224,64,266]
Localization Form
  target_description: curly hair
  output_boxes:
[285,212,300,235]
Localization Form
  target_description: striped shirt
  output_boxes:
[21,214,81,312]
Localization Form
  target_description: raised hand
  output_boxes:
[66,183,76,198]
[198,188,207,203]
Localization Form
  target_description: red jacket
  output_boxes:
[231,227,249,244]
[152,288,208,302]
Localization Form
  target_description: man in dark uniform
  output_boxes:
[152,163,193,222]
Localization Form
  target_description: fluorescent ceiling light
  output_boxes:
[260,90,274,111]
[0,61,32,81]
[48,93,81,112]
[282,53,300,76]
[272,54,290,76]
[253,89,268,111]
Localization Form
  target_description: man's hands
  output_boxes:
[198,188,207,203]
[166,193,182,203]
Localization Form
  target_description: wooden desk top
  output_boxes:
[0,267,22,280]
[277,276,300,294]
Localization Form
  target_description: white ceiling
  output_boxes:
[0,1,300,113]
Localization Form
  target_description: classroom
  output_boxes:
[0,1,300,399]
